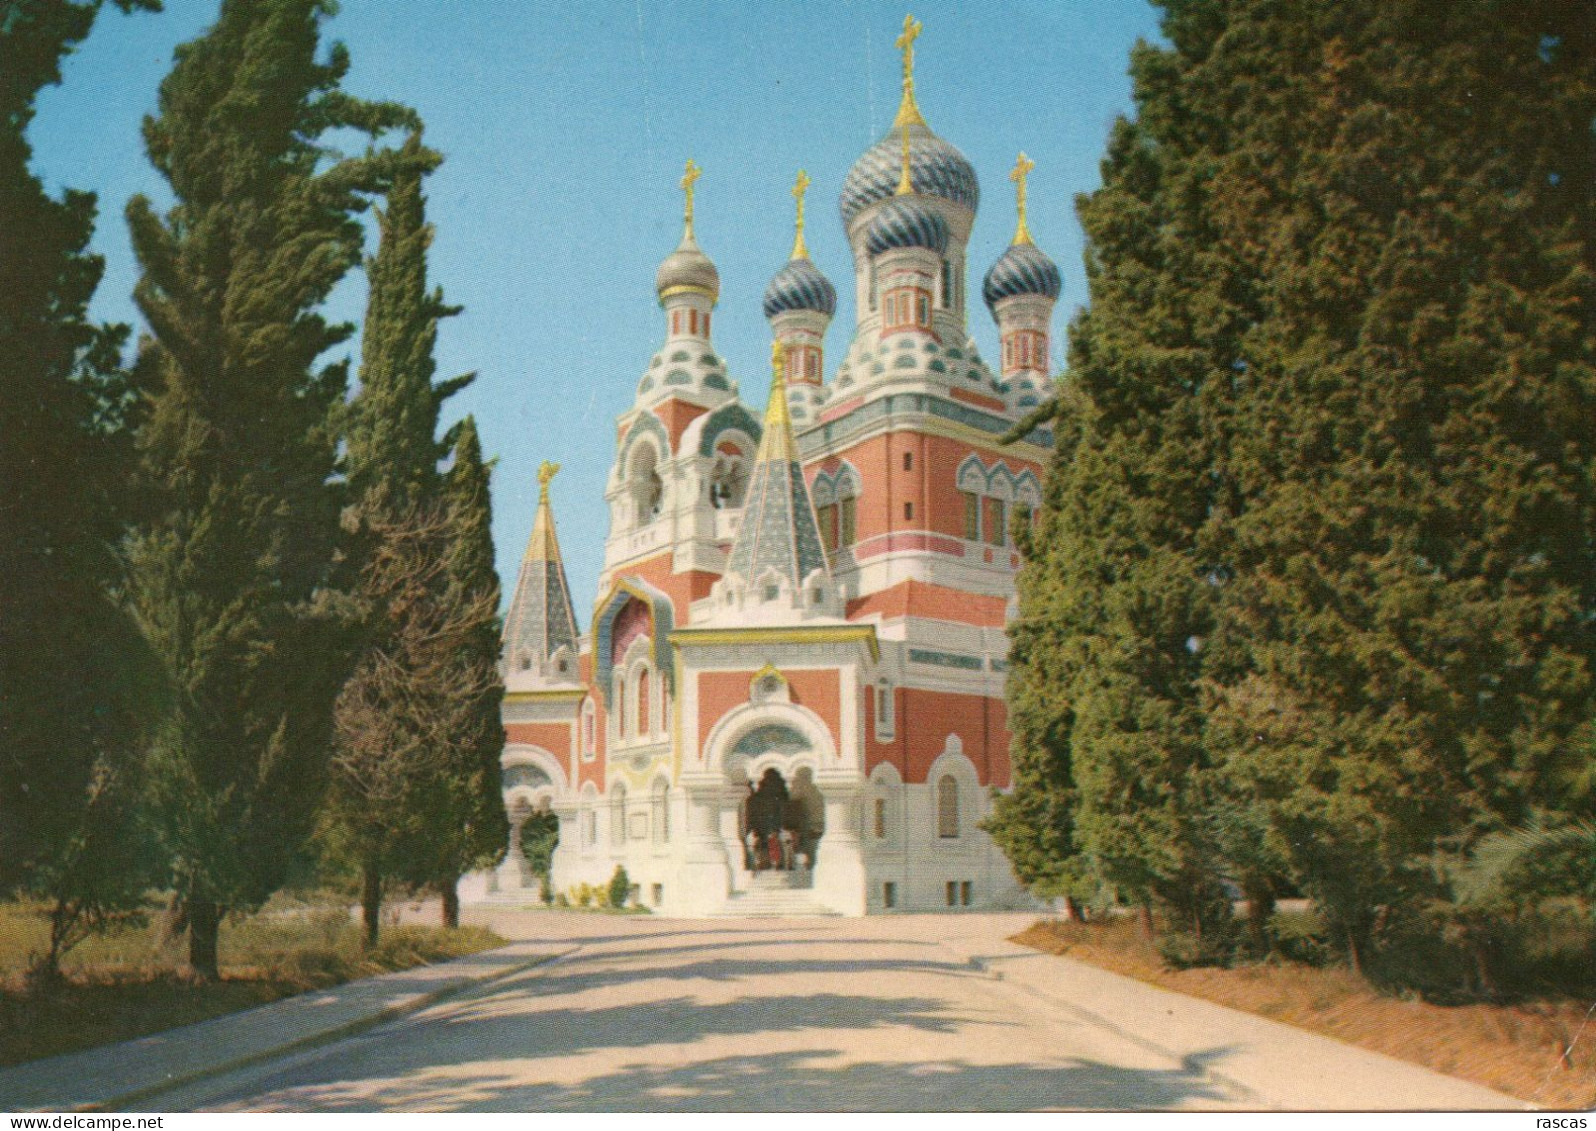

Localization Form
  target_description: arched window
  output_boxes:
[611,784,627,846]
[874,679,896,742]
[614,673,627,739]
[985,496,1008,546]
[629,443,663,526]
[710,452,747,509]
[581,699,596,761]
[635,666,650,737]
[652,779,670,844]
[937,775,960,839]
[816,467,859,552]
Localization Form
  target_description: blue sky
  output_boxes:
[30,0,1164,615]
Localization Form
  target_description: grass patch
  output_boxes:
[1014,917,1596,1111]
[0,897,504,1068]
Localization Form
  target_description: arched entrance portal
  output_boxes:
[732,759,824,885]
[499,759,561,896]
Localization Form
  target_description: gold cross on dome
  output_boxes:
[681,158,702,235]
[1010,151,1036,246]
[896,14,922,73]
[893,14,927,128]
[791,170,812,259]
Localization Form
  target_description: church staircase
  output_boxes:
[711,870,840,917]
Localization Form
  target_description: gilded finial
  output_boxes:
[765,339,793,436]
[681,158,702,240]
[895,122,913,196]
[1010,152,1036,246]
[537,460,560,503]
[791,170,811,260]
[893,14,927,129]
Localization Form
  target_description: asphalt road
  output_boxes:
[142,910,1523,1112]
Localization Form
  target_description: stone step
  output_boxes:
[709,889,840,917]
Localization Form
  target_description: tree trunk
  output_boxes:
[440,877,460,929]
[1346,928,1363,978]
[188,897,220,981]
[1064,896,1087,924]
[1245,887,1275,953]
[361,861,382,948]
[1137,903,1156,940]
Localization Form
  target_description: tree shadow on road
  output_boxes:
[218,1045,1240,1111]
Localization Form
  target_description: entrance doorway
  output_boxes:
[737,766,824,881]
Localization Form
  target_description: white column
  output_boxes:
[813,779,867,916]
[676,773,732,915]
[547,799,580,898]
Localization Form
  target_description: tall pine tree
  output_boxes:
[0,0,162,972]
[125,0,417,978]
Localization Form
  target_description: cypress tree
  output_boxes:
[1004,0,1595,983]
[1199,0,1596,978]
[0,0,161,972]
[1000,5,1256,941]
[417,415,507,928]
[124,0,417,978]
[328,141,500,942]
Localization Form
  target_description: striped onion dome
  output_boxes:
[863,198,950,257]
[840,123,979,228]
[762,257,837,319]
[982,241,1062,313]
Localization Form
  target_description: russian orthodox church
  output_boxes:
[487,16,1061,916]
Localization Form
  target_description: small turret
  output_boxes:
[656,159,720,344]
[983,152,1060,411]
[501,461,581,685]
[763,169,837,397]
[707,342,841,624]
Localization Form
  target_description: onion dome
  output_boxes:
[864,197,950,257]
[763,258,837,318]
[655,232,719,302]
[841,124,978,228]
[982,241,1061,313]
[763,170,837,319]
[656,159,720,302]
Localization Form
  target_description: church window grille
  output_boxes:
[937,775,960,838]
[689,310,698,335]
[635,667,650,737]
[961,881,974,906]
[840,496,857,546]
[883,882,897,909]
[940,259,952,308]
[916,293,931,326]
[903,451,913,472]
[581,699,597,761]
[904,501,914,522]
[873,798,887,839]
[703,312,711,337]
[614,674,627,738]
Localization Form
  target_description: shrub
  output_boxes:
[608,867,631,910]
